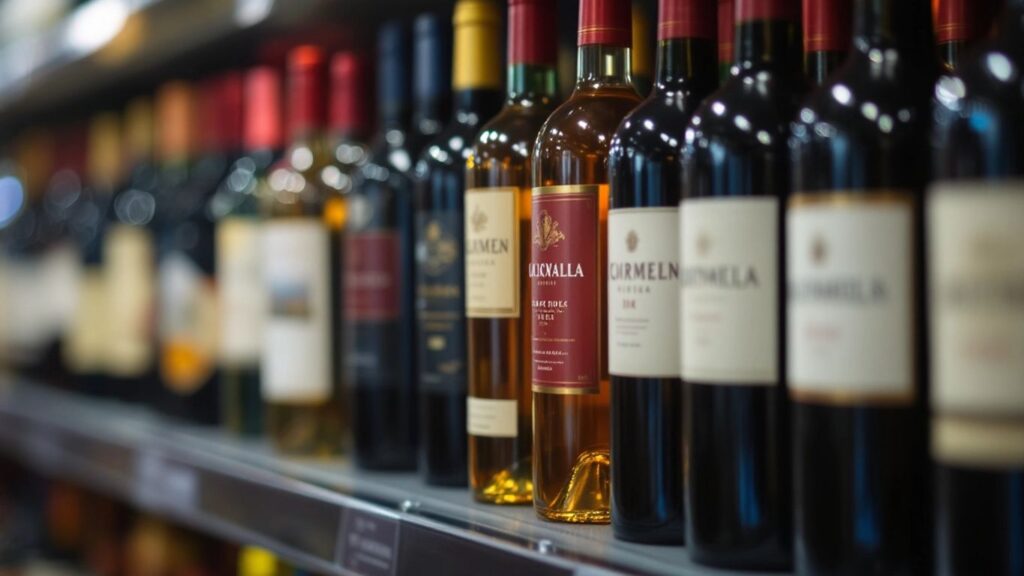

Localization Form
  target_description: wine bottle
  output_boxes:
[348,23,419,470]
[789,0,936,573]
[679,0,799,567]
[608,0,717,543]
[415,0,504,486]
[155,79,230,424]
[66,114,119,398]
[934,0,1001,73]
[262,46,346,455]
[717,0,735,82]
[803,0,851,85]
[531,0,642,524]
[464,0,558,504]
[211,67,283,436]
[408,14,453,168]
[105,98,159,404]
[930,1,1024,573]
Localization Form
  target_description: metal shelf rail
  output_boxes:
[0,380,778,576]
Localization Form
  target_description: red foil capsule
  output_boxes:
[330,51,368,136]
[658,0,717,41]
[934,0,999,44]
[287,45,327,139]
[719,0,735,64]
[578,0,632,47]
[220,71,245,153]
[244,67,283,152]
[803,0,851,53]
[509,0,558,65]
[736,0,799,23]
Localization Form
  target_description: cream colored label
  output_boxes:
[159,253,219,394]
[65,269,107,373]
[467,397,518,438]
[680,197,779,385]
[788,194,915,405]
[217,218,263,365]
[465,187,519,318]
[104,225,154,376]
[929,181,1024,467]
[609,207,680,378]
[261,219,331,403]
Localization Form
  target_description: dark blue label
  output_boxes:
[415,210,466,393]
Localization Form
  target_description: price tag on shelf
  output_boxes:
[133,450,198,513]
[338,507,400,576]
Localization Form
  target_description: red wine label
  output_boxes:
[608,207,680,378]
[531,185,601,394]
[680,197,779,385]
[929,180,1024,467]
[803,0,851,52]
[578,0,632,47]
[658,0,716,40]
[344,231,400,321]
[788,192,916,406]
[465,187,520,318]
[261,219,331,402]
[736,0,799,23]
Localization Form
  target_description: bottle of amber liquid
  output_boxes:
[261,46,345,455]
[531,0,642,523]
[464,0,558,504]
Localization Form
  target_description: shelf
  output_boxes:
[0,0,321,126]
[0,380,780,576]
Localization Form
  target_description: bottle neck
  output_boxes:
[450,88,503,120]
[735,19,801,73]
[576,44,633,88]
[412,97,448,136]
[655,38,718,91]
[507,63,557,102]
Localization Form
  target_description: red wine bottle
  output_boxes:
[608,0,717,544]
[930,1,1024,573]
[789,0,936,573]
[679,0,800,568]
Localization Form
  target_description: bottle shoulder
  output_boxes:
[610,92,696,161]
[685,69,797,155]
[415,116,485,176]
[534,87,643,157]
[472,101,556,162]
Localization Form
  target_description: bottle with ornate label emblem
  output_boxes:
[210,67,283,436]
[803,0,851,85]
[415,0,504,486]
[608,0,717,543]
[261,46,345,455]
[531,0,642,524]
[679,0,800,567]
[789,0,936,572]
[930,1,1024,572]
[464,0,559,504]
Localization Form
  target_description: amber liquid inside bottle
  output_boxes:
[531,45,641,523]
[465,63,557,503]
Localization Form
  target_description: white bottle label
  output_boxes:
[104,225,155,377]
[216,217,264,365]
[65,268,107,373]
[261,219,331,403]
[467,397,518,438]
[929,181,1024,467]
[680,197,779,385]
[608,207,680,378]
[788,194,914,404]
[465,187,520,318]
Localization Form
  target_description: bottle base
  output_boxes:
[472,469,533,505]
[535,505,610,524]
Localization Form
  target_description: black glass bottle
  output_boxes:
[930,2,1024,573]
[679,0,800,568]
[407,14,453,170]
[347,23,420,471]
[788,0,936,573]
[414,0,504,486]
[803,0,851,86]
[608,0,717,544]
